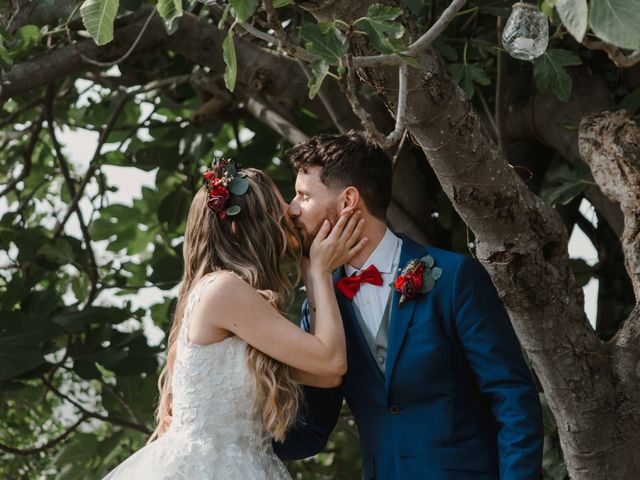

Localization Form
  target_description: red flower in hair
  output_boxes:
[209,181,230,200]
[201,158,249,220]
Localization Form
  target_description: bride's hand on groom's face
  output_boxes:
[309,210,367,275]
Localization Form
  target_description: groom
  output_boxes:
[273,131,544,479]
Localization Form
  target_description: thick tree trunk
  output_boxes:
[295,1,640,478]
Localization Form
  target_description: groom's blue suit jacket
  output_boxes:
[273,235,543,479]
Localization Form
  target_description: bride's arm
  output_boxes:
[192,212,366,378]
[290,261,343,387]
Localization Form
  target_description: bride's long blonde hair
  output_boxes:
[148,168,302,443]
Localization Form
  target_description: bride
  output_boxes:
[102,160,365,479]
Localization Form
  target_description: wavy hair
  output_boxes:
[148,168,302,443]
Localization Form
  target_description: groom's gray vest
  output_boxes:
[351,292,393,374]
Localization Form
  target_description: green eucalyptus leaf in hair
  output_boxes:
[225,162,237,177]
[226,205,241,216]
[229,177,249,195]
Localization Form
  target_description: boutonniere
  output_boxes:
[392,255,442,306]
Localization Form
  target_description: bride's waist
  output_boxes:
[167,420,272,447]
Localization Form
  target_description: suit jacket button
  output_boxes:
[389,405,400,414]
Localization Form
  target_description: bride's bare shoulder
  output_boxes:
[198,271,257,305]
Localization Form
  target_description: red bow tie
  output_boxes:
[336,264,383,300]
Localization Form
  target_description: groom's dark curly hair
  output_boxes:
[286,130,392,221]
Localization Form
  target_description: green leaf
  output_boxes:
[556,0,588,42]
[0,35,13,68]
[431,266,443,280]
[54,432,98,466]
[448,63,491,98]
[589,0,640,49]
[17,25,42,50]
[80,0,120,46]
[36,238,75,267]
[218,3,231,29]
[0,341,44,379]
[226,205,241,215]
[156,0,183,34]
[354,4,405,54]
[229,0,259,22]
[402,0,426,17]
[149,247,182,288]
[533,49,582,102]
[307,59,330,99]
[228,176,249,195]
[300,22,349,65]
[569,258,599,287]
[158,187,191,230]
[52,306,131,332]
[618,88,640,114]
[223,27,237,92]
[433,37,458,62]
[397,53,422,68]
[273,0,292,6]
[540,161,593,206]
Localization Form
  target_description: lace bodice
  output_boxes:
[169,273,271,451]
[102,272,292,480]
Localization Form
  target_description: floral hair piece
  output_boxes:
[202,158,249,221]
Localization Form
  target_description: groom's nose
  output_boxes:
[288,199,301,217]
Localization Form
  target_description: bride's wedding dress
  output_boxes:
[102,274,292,479]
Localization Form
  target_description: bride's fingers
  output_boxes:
[343,217,364,249]
[338,210,361,244]
[327,211,352,241]
[348,236,369,257]
[313,219,331,244]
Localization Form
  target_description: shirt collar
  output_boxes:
[345,228,401,276]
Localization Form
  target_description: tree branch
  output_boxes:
[52,95,130,243]
[45,86,100,306]
[245,97,309,145]
[352,0,467,68]
[0,107,46,199]
[70,7,158,68]
[582,38,640,69]
[42,376,150,435]
[0,415,87,456]
[579,111,640,300]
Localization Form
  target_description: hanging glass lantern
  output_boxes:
[501,2,549,60]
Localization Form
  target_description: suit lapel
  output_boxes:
[333,268,385,386]
[384,236,429,393]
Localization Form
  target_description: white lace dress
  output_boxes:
[102,274,293,480]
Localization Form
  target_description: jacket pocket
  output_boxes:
[435,446,494,473]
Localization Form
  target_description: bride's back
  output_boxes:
[169,273,270,449]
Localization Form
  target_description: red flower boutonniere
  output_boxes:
[393,255,442,306]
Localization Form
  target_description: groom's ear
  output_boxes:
[339,186,360,215]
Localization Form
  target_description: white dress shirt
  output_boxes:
[344,229,403,338]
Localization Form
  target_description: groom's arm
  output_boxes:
[452,256,544,479]
[272,300,343,460]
